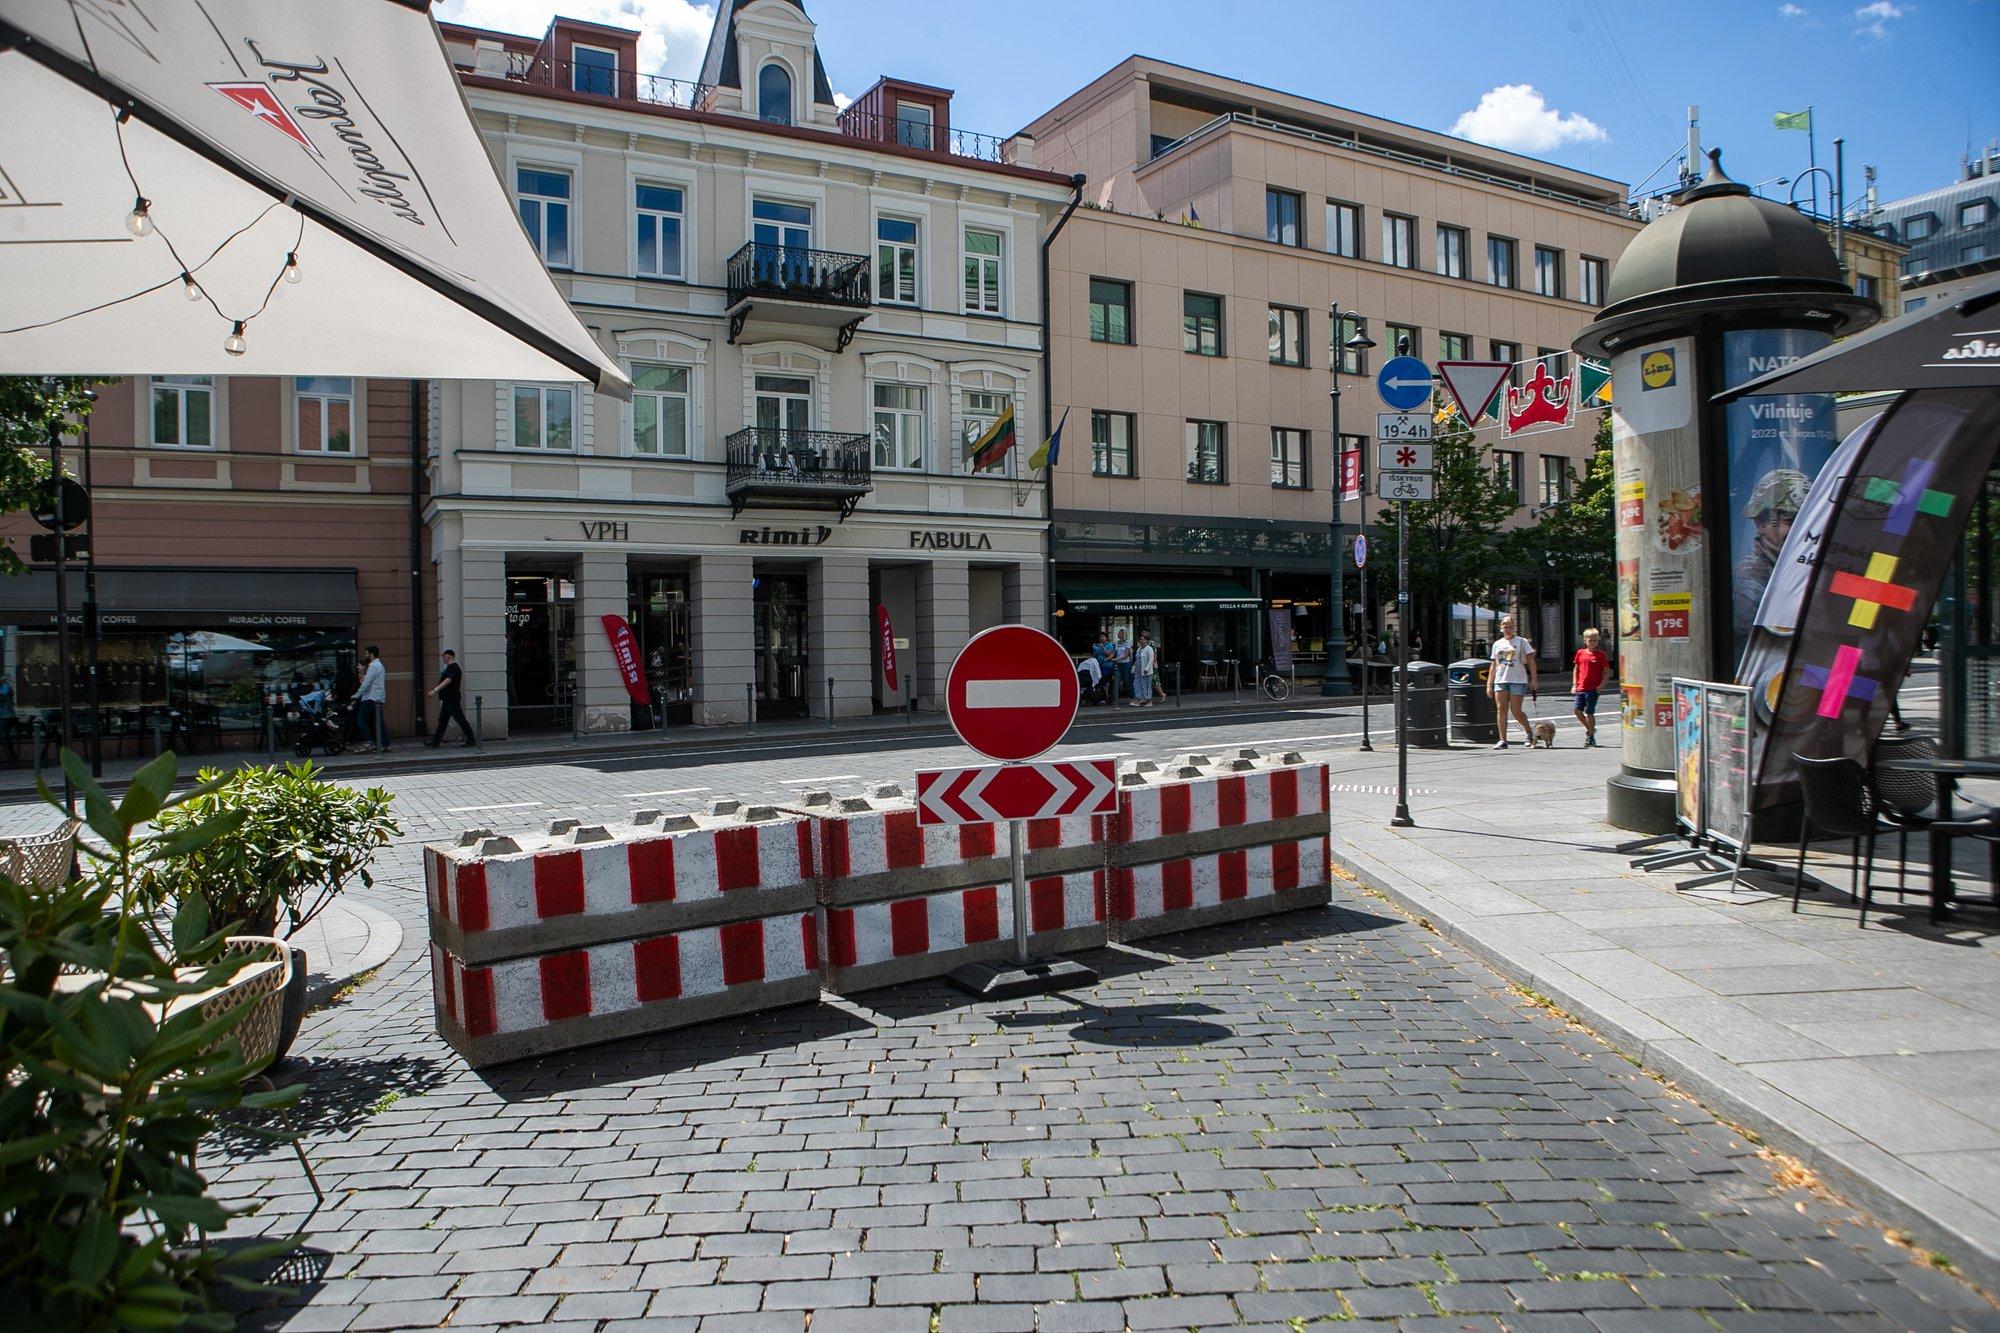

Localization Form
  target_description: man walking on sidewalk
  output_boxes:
[424,649,476,748]
[1571,628,1609,747]
[353,644,389,753]
[1486,615,1536,749]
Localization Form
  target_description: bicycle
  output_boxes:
[1259,662,1293,702]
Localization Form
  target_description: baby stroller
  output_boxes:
[1077,659,1110,707]
[290,698,353,757]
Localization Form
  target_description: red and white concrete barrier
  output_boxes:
[823,869,1107,993]
[800,787,1104,906]
[1110,837,1329,940]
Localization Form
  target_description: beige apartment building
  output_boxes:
[1029,58,1641,682]
[435,0,1076,738]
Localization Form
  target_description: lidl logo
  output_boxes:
[1641,349,1677,390]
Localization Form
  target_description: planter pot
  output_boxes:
[273,946,309,1064]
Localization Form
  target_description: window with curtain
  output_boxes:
[1183,292,1223,356]
[1091,410,1134,477]
[963,228,1003,314]
[1487,235,1516,288]
[1326,200,1360,258]
[1435,224,1467,278]
[1268,305,1305,366]
[1533,245,1564,298]
[1270,428,1308,489]
[1185,419,1226,484]
[1266,188,1303,247]
[1381,213,1414,269]
[876,216,919,305]
[1089,278,1132,344]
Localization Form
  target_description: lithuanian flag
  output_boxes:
[968,402,1017,471]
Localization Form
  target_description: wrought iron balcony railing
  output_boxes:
[726,242,871,310]
[833,109,1010,164]
[724,428,872,520]
[499,54,711,110]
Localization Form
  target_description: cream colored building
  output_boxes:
[1029,58,1641,675]
[434,1,1076,737]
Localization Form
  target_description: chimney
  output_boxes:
[472,39,511,78]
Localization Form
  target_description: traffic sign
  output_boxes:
[945,624,1080,762]
[1375,412,1432,442]
[1375,356,1433,411]
[31,477,89,532]
[916,758,1117,825]
[1353,535,1368,569]
[1436,361,1510,424]
[1379,472,1436,502]
[1377,442,1434,473]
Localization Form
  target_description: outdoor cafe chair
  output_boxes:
[1793,755,1899,925]
[1871,733,1948,900]
[1925,814,2000,923]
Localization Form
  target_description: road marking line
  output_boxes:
[623,787,710,799]
[444,800,542,813]
[966,680,1061,708]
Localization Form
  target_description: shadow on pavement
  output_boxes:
[213,1241,334,1330]
[212,1051,453,1159]
[994,997,1236,1048]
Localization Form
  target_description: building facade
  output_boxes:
[0,376,429,760]
[1878,143,2000,311]
[1029,58,1640,678]
[436,1,1076,738]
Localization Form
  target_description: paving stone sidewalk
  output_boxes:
[205,833,1998,1330]
[1332,734,2000,1296]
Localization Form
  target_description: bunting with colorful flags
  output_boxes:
[1579,356,1613,407]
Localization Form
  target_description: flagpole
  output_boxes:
[1808,106,1819,216]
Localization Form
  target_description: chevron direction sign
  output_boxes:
[915,759,1119,826]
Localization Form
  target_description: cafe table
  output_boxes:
[1875,754,2000,914]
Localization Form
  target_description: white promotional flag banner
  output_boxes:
[0,0,629,394]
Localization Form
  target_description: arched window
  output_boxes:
[757,63,792,125]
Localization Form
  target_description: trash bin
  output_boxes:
[1394,660,1447,748]
[1448,659,1497,744]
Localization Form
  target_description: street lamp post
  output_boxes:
[1321,307,1376,698]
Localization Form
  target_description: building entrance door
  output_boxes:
[630,570,693,729]
[505,574,575,731]
[753,569,809,720]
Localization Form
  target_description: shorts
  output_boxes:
[1497,681,1529,696]
[1574,689,1601,715]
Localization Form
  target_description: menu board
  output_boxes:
[1268,610,1295,674]
[1672,679,1704,835]
[1701,684,1753,851]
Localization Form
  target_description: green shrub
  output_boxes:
[144,763,398,938]
[1,752,303,1326]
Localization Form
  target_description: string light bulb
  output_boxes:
[223,321,247,357]
[283,251,302,285]
[125,196,153,238]
[180,271,201,301]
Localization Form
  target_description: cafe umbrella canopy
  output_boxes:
[0,0,629,393]
[1718,273,2000,398]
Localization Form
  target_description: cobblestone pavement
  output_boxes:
[14,691,1995,1329]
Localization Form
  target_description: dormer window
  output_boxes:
[757,62,792,125]
[570,44,618,96]
[895,102,934,151]
[1905,215,1934,242]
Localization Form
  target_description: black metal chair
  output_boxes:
[1926,814,2000,922]
[1871,733,1947,900]
[1793,755,1899,924]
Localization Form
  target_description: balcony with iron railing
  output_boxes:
[724,428,872,520]
[832,109,1009,164]
[500,52,711,110]
[724,242,871,347]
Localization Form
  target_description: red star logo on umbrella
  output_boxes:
[1396,446,1416,467]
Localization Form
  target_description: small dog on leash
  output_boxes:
[1530,721,1557,749]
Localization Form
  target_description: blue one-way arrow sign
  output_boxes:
[1376,355,1433,411]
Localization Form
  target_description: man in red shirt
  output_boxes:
[1571,628,1611,747]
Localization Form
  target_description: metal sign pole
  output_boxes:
[46,408,73,811]
[1009,818,1029,965]
[1392,499,1414,827]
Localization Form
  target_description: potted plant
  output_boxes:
[145,761,398,1059]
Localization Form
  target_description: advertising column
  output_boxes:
[1609,337,1711,780]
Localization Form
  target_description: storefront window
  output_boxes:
[629,571,693,728]
[753,571,809,719]
[505,575,575,731]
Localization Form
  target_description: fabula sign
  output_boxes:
[911,530,994,550]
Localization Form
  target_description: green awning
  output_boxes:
[1060,575,1261,614]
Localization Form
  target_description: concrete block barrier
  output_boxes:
[425,804,817,965]
[431,912,821,1067]
[824,869,1108,993]
[1110,836,1331,941]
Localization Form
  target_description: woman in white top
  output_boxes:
[1486,614,1538,748]
[1130,631,1156,707]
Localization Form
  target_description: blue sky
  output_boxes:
[442,0,2000,205]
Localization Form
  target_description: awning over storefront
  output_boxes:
[0,567,359,630]
[1060,575,1261,614]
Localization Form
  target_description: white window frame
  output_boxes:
[876,214,921,306]
[147,375,216,450]
[893,101,935,150]
[291,376,359,456]
[515,164,573,269]
[962,225,1005,316]
[618,330,708,459]
[508,383,577,451]
[871,382,927,472]
[569,43,619,95]
[634,180,686,280]
[950,362,1028,479]
[629,362,693,459]
[755,57,796,126]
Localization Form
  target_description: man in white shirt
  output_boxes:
[1486,615,1537,749]
[353,644,389,752]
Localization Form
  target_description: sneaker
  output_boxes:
[422,740,439,749]
[1585,736,1597,747]
[1492,740,1510,750]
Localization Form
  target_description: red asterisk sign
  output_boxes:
[1396,446,1416,467]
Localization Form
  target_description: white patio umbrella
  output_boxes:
[0,0,628,394]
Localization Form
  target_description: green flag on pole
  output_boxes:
[1773,109,1811,132]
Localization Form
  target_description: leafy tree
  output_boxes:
[1370,397,1520,659]
[0,377,116,574]
[1499,410,1616,605]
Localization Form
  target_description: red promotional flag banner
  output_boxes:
[1338,443,1362,502]
[877,605,898,683]
[600,614,650,706]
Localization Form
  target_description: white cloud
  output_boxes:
[1778,3,1809,17]
[1448,85,1607,154]
[1852,0,1906,38]
[436,1,716,79]
[833,91,854,112]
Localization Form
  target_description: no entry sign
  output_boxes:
[916,758,1117,825]
[945,624,1079,762]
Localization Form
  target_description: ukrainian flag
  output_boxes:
[1028,407,1068,471]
